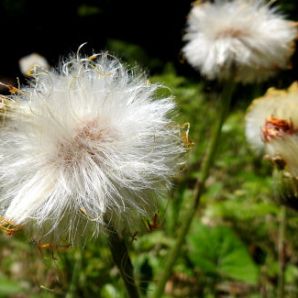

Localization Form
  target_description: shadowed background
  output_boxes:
[0,0,297,80]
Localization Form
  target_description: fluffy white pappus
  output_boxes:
[0,53,184,243]
[246,82,298,177]
[183,0,297,83]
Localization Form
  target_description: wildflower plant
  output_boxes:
[0,1,297,297]
[153,1,297,297]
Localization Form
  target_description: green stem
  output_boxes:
[65,249,82,298]
[107,225,140,298]
[152,81,235,298]
[277,207,287,298]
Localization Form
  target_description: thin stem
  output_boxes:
[65,249,82,298]
[152,81,235,298]
[277,206,287,298]
[107,224,140,298]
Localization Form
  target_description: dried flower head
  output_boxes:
[183,0,297,83]
[246,83,298,209]
[0,52,184,243]
[246,82,298,155]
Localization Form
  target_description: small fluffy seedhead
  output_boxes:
[19,53,49,76]
[183,0,297,83]
[0,52,184,243]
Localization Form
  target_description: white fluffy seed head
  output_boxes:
[183,0,297,83]
[245,82,298,177]
[0,53,184,243]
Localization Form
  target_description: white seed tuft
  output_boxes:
[0,53,184,243]
[183,0,297,83]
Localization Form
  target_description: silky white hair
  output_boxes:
[183,0,297,83]
[0,52,184,243]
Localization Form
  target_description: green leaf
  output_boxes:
[187,221,259,284]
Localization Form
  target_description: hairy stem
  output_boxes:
[152,82,235,298]
[278,206,287,298]
[107,225,140,298]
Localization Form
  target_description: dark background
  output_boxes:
[0,0,190,77]
[0,0,297,82]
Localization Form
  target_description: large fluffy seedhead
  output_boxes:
[0,53,184,243]
[183,0,297,83]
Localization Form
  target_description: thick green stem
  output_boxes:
[107,225,140,298]
[277,207,287,298]
[152,82,235,298]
